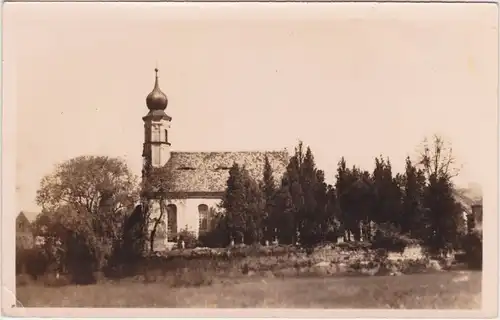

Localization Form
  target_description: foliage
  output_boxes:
[371,223,420,253]
[220,162,266,245]
[177,228,198,249]
[27,133,478,284]
[461,230,482,270]
[261,155,277,243]
[418,134,461,180]
[421,174,462,255]
[34,156,139,281]
[371,156,402,226]
[272,142,334,246]
[400,157,427,237]
[198,208,231,248]
[141,165,188,253]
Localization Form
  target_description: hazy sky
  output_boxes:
[4,3,497,219]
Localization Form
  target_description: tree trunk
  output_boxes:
[149,198,165,252]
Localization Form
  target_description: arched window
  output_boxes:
[166,204,178,242]
[198,204,209,234]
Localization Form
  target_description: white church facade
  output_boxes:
[141,69,288,250]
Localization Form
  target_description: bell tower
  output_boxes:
[142,68,172,177]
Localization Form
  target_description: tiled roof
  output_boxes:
[157,150,289,194]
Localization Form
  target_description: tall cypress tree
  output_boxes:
[286,154,303,244]
[299,147,320,245]
[274,174,295,244]
[372,156,401,226]
[325,184,341,241]
[221,162,246,244]
[335,157,353,241]
[241,166,265,245]
[313,170,329,242]
[401,157,427,238]
[261,155,276,243]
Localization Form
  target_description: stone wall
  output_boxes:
[150,242,437,278]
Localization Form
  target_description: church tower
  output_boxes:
[142,68,171,176]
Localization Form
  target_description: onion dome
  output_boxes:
[146,68,168,111]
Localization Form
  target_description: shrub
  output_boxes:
[177,228,198,249]
[372,225,419,253]
[16,247,50,279]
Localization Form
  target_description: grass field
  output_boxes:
[16,271,481,309]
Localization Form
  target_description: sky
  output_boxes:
[3,2,498,220]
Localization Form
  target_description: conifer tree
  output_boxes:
[286,154,303,244]
[241,167,265,244]
[299,147,320,245]
[261,155,276,243]
[423,174,462,254]
[313,170,329,242]
[400,157,427,237]
[221,162,247,244]
[274,174,295,244]
[325,184,341,241]
[371,156,402,226]
[335,157,354,241]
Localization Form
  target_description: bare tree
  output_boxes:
[417,134,462,180]
[141,164,186,252]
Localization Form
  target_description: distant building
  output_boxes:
[141,69,288,250]
[453,190,483,233]
[16,211,34,249]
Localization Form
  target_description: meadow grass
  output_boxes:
[16,271,481,308]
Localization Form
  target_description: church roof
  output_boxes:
[158,150,289,194]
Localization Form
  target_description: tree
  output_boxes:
[313,170,329,241]
[400,157,427,238]
[335,157,354,241]
[261,155,277,243]
[36,156,139,273]
[141,162,187,252]
[273,174,295,244]
[325,184,341,241]
[241,167,265,244]
[274,142,330,246]
[371,156,401,226]
[298,147,321,245]
[418,134,461,180]
[423,174,463,254]
[417,135,463,254]
[220,162,247,244]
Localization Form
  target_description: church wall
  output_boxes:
[167,198,221,236]
[148,197,221,250]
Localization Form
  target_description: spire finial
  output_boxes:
[153,68,159,89]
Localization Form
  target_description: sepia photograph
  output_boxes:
[2,1,498,317]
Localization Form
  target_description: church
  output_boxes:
[141,69,289,250]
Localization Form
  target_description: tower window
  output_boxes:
[164,129,168,143]
[152,125,161,141]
